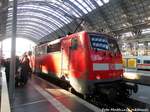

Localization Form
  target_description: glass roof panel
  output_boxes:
[95,0,103,6]
[8,7,68,28]
[18,11,64,27]
[7,0,110,41]
[7,17,55,28]
[17,30,44,37]
[6,31,41,39]
[84,0,96,9]
[17,5,71,23]
[18,26,47,34]
[6,21,53,33]
[49,2,81,18]
[65,1,83,16]
[16,7,68,25]
[142,28,150,34]
[103,0,109,4]
[78,0,92,12]
[69,0,88,14]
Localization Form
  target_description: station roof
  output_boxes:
[0,0,150,43]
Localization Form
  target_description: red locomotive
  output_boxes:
[32,31,138,99]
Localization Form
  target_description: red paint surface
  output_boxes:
[33,31,123,81]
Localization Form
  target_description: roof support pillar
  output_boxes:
[144,41,148,55]
[0,41,2,68]
[9,0,17,106]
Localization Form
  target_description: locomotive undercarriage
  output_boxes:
[69,77,138,101]
[87,80,138,101]
[38,72,138,101]
[81,81,138,102]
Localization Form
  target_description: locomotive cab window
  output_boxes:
[89,34,109,51]
[71,38,78,50]
[89,34,120,53]
[108,39,120,53]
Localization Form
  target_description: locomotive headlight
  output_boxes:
[96,75,101,80]
[123,73,141,80]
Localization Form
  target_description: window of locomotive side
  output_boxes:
[38,45,47,55]
[89,34,109,51]
[47,42,61,53]
[36,46,42,56]
[35,47,39,56]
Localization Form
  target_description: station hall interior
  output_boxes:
[0,0,150,112]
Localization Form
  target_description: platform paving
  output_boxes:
[11,76,100,112]
[12,81,58,112]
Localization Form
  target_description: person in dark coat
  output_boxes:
[4,58,10,83]
[15,56,21,87]
[20,55,31,85]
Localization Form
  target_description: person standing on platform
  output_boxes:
[4,58,10,83]
[20,54,31,85]
[15,56,21,87]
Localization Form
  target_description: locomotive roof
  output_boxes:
[88,32,116,39]
[36,31,116,47]
[47,38,63,45]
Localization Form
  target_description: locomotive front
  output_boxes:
[88,33,123,80]
[82,32,138,100]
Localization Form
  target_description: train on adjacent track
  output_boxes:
[137,56,150,70]
[123,56,150,70]
[31,31,138,100]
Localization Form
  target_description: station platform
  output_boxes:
[1,67,150,112]
[124,69,150,85]
[0,68,11,112]
[12,75,100,112]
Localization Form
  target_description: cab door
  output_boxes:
[61,39,71,76]
[69,37,78,71]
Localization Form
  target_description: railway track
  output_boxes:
[38,74,150,112]
[115,98,150,112]
[86,96,150,112]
